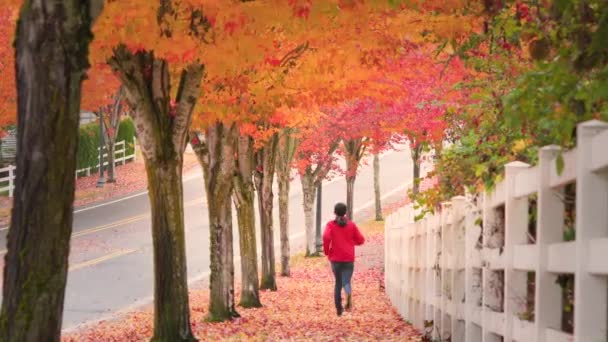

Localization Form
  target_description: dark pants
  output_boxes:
[331,261,354,313]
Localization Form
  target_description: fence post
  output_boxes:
[420,216,433,330]
[535,146,564,342]
[440,202,452,339]
[504,161,530,341]
[385,213,390,300]
[415,218,423,329]
[406,208,413,320]
[465,198,483,342]
[119,140,125,165]
[573,120,608,342]
[432,213,442,341]
[481,191,502,342]
[451,196,467,342]
[9,165,14,197]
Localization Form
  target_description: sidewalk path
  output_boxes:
[63,221,421,341]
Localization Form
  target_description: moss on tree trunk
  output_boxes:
[0,1,100,340]
[108,45,203,340]
[194,123,239,322]
[146,160,196,341]
[207,193,239,321]
[255,134,278,291]
[233,193,261,307]
[233,135,261,307]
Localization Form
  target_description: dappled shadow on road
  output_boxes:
[63,221,420,341]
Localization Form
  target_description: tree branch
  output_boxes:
[279,41,310,68]
[173,63,204,155]
[108,46,161,159]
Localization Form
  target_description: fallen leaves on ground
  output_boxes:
[0,153,200,226]
[63,224,421,342]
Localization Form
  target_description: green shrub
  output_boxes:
[117,118,136,155]
[76,117,136,171]
[77,122,101,170]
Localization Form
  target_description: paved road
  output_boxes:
[0,146,413,330]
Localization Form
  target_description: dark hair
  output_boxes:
[334,202,348,227]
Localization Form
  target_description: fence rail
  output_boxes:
[75,139,136,177]
[385,120,608,342]
[0,138,137,197]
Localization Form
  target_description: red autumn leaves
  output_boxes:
[63,224,422,342]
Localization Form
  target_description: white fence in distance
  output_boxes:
[385,120,608,342]
[0,165,16,197]
[75,139,137,177]
[0,138,137,197]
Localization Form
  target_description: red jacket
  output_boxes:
[323,219,365,262]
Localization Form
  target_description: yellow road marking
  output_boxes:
[72,214,148,237]
[69,249,138,272]
[0,197,207,256]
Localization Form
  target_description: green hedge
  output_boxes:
[77,118,136,170]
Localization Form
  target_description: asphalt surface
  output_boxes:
[0,146,413,330]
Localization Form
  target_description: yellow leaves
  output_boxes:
[511,138,531,154]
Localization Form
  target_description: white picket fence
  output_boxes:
[74,139,137,177]
[385,120,608,342]
[0,139,137,197]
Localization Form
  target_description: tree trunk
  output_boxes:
[342,137,366,220]
[346,175,356,220]
[106,142,116,182]
[373,153,383,221]
[301,170,317,256]
[207,192,238,321]
[109,46,203,339]
[0,2,100,340]
[194,124,239,321]
[276,130,297,276]
[146,159,195,341]
[278,169,290,275]
[412,144,422,196]
[103,87,124,183]
[233,192,260,308]
[255,134,279,291]
[233,135,261,308]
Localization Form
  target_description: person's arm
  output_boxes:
[323,224,332,256]
[353,223,365,246]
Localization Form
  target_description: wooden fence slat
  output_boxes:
[573,120,608,342]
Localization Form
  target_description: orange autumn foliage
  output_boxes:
[81,63,123,113]
[191,1,480,150]
[0,6,18,132]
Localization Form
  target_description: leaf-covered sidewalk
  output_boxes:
[63,221,421,341]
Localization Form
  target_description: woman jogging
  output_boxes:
[323,202,365,316]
